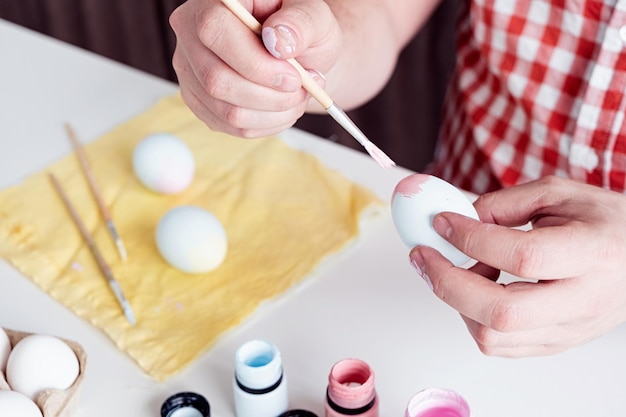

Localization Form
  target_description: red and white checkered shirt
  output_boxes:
[430,0,626,194]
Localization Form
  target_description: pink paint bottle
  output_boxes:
[404,388,470,417]
[324,358,379,417]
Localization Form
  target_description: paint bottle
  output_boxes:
[233,339,289,417]
[404,388,470,417]
[324,358,379,417]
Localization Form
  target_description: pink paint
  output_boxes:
[325,358,378,417]
[392,173,431,200]
[404,388,470,417]
[409,407,465,417]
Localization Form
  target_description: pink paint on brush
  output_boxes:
[325,359,378,417]
[367,144,396,169]
[392,173,431,200]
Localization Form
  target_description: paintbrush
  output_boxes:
[65,123,128,262]
[220,0,395,169]
[49,173,136,326]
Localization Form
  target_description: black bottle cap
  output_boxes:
[160,391,211,417]
[277,410,318,417]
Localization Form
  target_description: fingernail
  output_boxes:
[262,25,297,58]
[410,249,433,290]
[433,214,452,238]
[273,73,301,92]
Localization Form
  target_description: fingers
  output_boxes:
[200,4,304,91]
[471,176,577,227]
[431,210,594,279]
[171,0,302,95]
[427,176,626,280]
[467,261,500,282]
[410,246,597,332]
[174,39,305,109]
[175,50,308,135]
[410,246,506,327]
[179,83,302,137]
[169,0,340,136]
[408,177,626,357]
[170,0,322,135]
[460,316,575,357]
[460,311,616,357]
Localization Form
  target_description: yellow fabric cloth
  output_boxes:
[0,94,383,381]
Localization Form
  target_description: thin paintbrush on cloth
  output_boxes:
[65,123,128,262]
[220,0,395,169]
[48,173,136,326]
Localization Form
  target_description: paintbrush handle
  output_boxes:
[220,0,333,109]
[65,123,127,262]
[64,124,112,221]
[285,58,333,109]
[221,0,261,31]
[49,173,114,282]
[220,0,395,168]
[49,173,135,324]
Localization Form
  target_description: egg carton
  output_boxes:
[0,327,87,417]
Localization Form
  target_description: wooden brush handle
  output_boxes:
[65,123,112,221]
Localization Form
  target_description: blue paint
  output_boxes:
[247,353,274,367]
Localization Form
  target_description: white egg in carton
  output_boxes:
[0,327,86,417]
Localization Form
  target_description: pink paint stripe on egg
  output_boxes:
[392,173,431,198]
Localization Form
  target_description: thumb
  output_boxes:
[261,0,341,69]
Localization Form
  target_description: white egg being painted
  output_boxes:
[132,132,195,194]
[391,173,479,267]
[156,206,228,274]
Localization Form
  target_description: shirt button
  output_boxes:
[619,25,626,45]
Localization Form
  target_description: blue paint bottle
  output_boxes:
[233,339,289,417]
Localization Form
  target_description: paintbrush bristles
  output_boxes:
[325,104,396,168]
[364,143,396,169]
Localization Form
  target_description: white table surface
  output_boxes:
[1,18,625,417]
